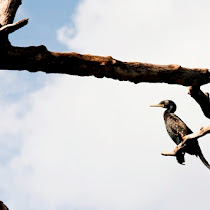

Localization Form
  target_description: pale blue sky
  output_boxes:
[1,1,210,210]
[4,1,81,102]
[11,0,80,51]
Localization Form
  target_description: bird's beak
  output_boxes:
[150,104,164,108]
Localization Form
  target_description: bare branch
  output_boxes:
[182,125,210,142]
[0,1,209,86]
[0,18,28,34]
[161,151,178,156]
[0,0,22,26]
[161,125,210,157]
[188,86,210,118]
[0,46,208,86]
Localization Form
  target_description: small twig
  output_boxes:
[161,144,185,157]
[0,18,28,34]
[161,151,176,156]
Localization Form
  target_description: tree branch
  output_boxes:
[0,0,25,48]
[182,125,210,143]
[0,45,208,86]
[188,86,210,119]
[0,0,21,26]
[161,125,210,157]
[0,1,209,86]
[0,18,28,34]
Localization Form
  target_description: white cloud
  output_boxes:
[1,76,209,210]
[57,0,210,67]
[1,0,210,210]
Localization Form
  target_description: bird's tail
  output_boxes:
[186,140,210,170]
[198,150,210,170]
[176,150,185,165]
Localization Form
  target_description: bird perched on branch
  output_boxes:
[151,100,210,170]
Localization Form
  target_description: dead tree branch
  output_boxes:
[0,46,209,86]
[161,125,210,157]
[0,18,28,34]
[182,125,210,140]
[0,0,21,26]
[0,1,209,87]
[188,86,210,119]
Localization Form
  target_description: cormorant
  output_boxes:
[151,100,210,169]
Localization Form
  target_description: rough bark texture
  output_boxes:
[0,0,21,26]
[0,46,209,86]
[0,1,210,87]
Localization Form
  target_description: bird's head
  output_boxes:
[150,100,176,113]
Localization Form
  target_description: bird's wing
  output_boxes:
[165,113,192,145]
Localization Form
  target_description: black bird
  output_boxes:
[151,100,210,169]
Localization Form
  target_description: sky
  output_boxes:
[1,0,210,209]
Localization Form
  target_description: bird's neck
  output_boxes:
[166,105,176,113]
[164,108,175,120]
[164,110,169,120]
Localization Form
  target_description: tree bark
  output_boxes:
[0,46,209,86]
[0,0,21,26]
[188,86,210,119]
[0,1,210,87]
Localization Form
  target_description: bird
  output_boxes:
[150,100,210,170]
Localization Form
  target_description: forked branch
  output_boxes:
[0,0,22,26]
[0,18,28,34]
[161,125,210,156]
